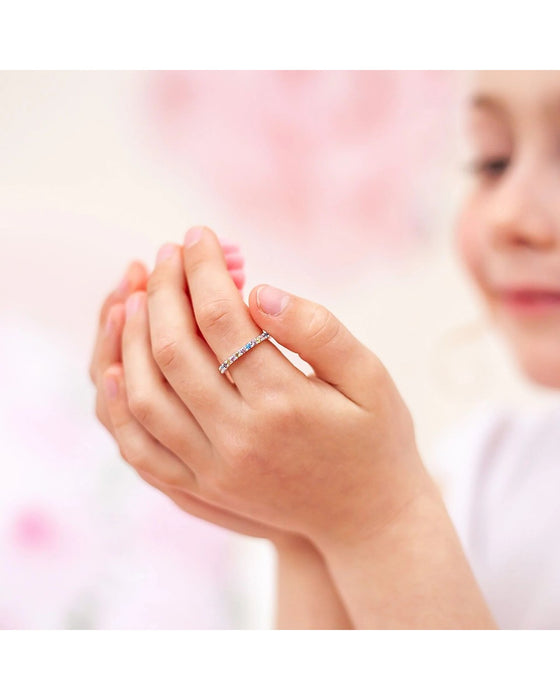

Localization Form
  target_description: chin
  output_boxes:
[511,345,560,390]
[488,306,560,390]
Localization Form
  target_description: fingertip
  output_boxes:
[124,290,147,319]
[230,269,246,290]
[128,260,149,289]
[225,253,245,270]
[220,241,241,254]
[129,258,148,275]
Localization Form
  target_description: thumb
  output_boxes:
[248,284,380,405]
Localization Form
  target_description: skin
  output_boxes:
[101,227,428,544]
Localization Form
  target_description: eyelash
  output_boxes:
[467,157,511,179]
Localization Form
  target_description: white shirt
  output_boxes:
[430,399,560,629]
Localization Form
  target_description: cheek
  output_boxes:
[453,195,486,289]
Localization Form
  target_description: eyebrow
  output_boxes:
[470,90,560,123]
[469,93,507,115]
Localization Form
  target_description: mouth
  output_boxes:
[496,288,560,314]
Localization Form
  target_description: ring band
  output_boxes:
[218,330,270,374]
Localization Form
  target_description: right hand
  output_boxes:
[88,245,299,543]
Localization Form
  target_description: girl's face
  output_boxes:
[456,71,560,389]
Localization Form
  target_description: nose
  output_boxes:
[488,165,557,251]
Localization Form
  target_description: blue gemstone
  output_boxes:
[245,343,251,350]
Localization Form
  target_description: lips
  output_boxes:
[500,289,560,302]
[496,287,560,314]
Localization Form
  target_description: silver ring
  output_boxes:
[218,330,270,374]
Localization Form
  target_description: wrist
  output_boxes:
[312,472,495,629]
[311,452,436,557]
[320,474,442,563]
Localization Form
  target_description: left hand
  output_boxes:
[103,225,431,551]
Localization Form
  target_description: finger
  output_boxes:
[225,252,245,291]
[103,363,198,491]
[96,302,126,381]
[248,283,382,409]
[182,226,302,399]
[230,269,245,291]
[89,260,148,383]
[97,260,148,339]
[122,289,214,472]
[94,302,126,435]
[136,468,282,539]
[224,253,244,270]
[146,242,242,437]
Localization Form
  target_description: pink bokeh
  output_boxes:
[144,71,456,268]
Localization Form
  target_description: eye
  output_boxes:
[467,156,510,179]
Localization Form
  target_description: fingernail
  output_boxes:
[104,374,118,400]
[156,243,176,264]
[125,293,142,318]
[256,285,290,316]
[184,226,205,248]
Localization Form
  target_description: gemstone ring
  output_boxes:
[218,330,271,374]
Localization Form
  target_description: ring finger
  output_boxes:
[146,242,243,442]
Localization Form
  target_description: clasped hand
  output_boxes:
[90,226,428,553]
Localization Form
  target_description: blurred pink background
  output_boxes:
[1,70,507,629]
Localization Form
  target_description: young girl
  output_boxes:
[88,70,560,629]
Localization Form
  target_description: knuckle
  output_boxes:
[118,437,145,469]
[153,335,181,372]
[196,297,234,333]
[159,467,186,490]
[184,381,214,412]
[229,439,256,469]
[127,391,153,426]
[218,425,257,472]
[272,397,297,430]
[259,391,294,430]
[368,353,390,384]
[306,305,341,349]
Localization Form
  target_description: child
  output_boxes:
[89,70,560,629]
